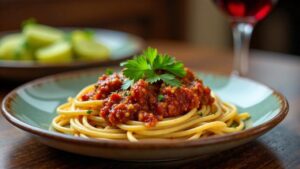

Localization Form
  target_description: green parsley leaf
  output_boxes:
[122,79,134,90]
[230,122,239,128]
[198,111,203,116]
[153,54,175,69]
[143,47,157,66]
[146,73,161,83]
[86,110,93,114]
[124,91,130,96]
[158,94,164,102]
[160,73,181,87]
[121,55,150,81]
[105,68,114,75]
[163,62,186,77]
[120,47,186,87]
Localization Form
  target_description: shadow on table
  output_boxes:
[4,136,285,169]
[0,81,23,97]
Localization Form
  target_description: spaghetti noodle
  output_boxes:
[51,84,250,142]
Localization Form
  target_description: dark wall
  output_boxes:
[0,0,186,40]
[252,0,300,55]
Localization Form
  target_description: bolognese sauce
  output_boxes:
[81,68,214,127]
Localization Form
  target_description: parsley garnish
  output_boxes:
[121,79,134,90]
[158,94,164,102]
[120,47,186,89]
[198,112,203,116]
[124,91,130,96]
[105,68,114,75]
[230,122,239,128]
[86,110,93,114]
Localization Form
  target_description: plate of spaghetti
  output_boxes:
[1,47,288,161]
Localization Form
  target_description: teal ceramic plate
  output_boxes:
[0,29,144,81]
[1,69,288,161]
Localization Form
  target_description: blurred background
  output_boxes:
[0,0,298,55]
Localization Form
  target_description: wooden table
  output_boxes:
[1,40,300,169]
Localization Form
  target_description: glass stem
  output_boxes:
[231,22,254,77]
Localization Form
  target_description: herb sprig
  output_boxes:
[105,68,114,75]
[120,47,186,89]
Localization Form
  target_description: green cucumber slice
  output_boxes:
[24,24,64,48]
[0,34,32,60]
[36,41,72,63]
[74,40,109,61]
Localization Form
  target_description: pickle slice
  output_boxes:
[36,41,72,63]
[73,40,109,61]
[24,24,64,48]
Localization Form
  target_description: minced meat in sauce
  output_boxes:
[81,68,214,127]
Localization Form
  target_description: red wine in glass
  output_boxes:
[212,0,277,76]
[213,0,275,23]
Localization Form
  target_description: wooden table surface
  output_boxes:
[1,40,300,169]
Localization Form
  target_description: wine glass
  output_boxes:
[212,0,277,76]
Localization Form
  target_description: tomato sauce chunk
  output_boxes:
[84,68,214,127]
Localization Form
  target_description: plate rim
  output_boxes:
[1,68,289,149]
[0,28,145,68]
